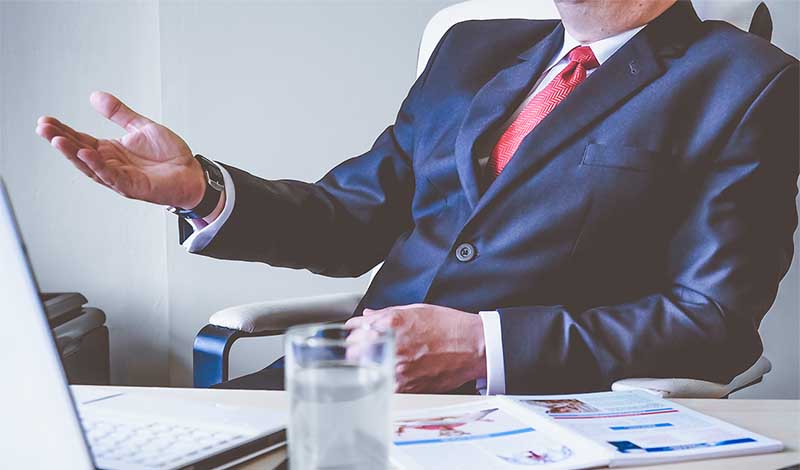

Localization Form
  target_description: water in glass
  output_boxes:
[289,362,391,470]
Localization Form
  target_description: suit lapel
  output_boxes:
[454,23,565,209]
[471,1,701,216]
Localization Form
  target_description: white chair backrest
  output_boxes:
[416,0,769,78]
[417,0,559,77]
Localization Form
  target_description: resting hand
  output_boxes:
[345,304,487,393]
[36,91,205,209]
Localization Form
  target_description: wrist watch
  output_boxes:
[168,155,224,220]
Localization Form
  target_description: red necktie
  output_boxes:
[487,46,600,178]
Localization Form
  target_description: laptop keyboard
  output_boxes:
[81,414,250,470]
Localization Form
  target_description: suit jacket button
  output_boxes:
[455,242,476,262]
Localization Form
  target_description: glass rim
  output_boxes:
[286,322,394,347]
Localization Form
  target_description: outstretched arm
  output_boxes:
[38,28,453,278]
[37,90,415,278]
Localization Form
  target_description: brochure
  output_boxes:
[391,391,782,469]
[391,399,608,470]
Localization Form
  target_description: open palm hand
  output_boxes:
[36,91,205,209]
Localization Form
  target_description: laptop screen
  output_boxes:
[0,180,95,469]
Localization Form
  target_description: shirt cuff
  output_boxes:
[478,310,506,395]
[182,163,236,253]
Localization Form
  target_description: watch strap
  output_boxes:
[168,155,224,220]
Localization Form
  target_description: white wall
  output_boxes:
[0,0,169,386]
[1,0,797,397]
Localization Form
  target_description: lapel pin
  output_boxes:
[629,61,640,75]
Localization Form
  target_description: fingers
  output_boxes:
[50,137,103,184]
[36,119,109,187]
[347,308,402,331]
[89,91,153,132]
[344,315,369,329]
[37,119,94,174]
[344,319,390,364]
[37,116,98,149]
[76,148,121,188]
[344,327,373,362]
[345,311,391,329]
[36,122,92,155]
[395,363,426,393]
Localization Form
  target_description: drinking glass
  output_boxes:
[286,323,395,470]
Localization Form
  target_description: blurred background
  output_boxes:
[0,0,797,398]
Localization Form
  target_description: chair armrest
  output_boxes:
[611,356,772,398]
[193,292,363,388]
[209,292,363,334]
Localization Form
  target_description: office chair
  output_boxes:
[194,0,776,398]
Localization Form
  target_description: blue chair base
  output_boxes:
[193,325,283,388]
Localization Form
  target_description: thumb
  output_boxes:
[89,91,153,132]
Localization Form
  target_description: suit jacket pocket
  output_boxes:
[581,143,665,172]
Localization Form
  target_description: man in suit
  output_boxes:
[37,0,798,394]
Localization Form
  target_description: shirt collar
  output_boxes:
[548,24,647,68]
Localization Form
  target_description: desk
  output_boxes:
[72,386,799,470]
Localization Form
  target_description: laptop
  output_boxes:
[0,179,286,470]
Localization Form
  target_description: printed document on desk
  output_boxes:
[391,398,609,470]
[390,391,783,470]
[507,390,783,467]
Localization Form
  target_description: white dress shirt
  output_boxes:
[181,24,645,395]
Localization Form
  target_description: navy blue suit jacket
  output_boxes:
[191,2,799,393]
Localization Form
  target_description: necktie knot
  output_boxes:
[568,46,599,70]
[487,45,598,179]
